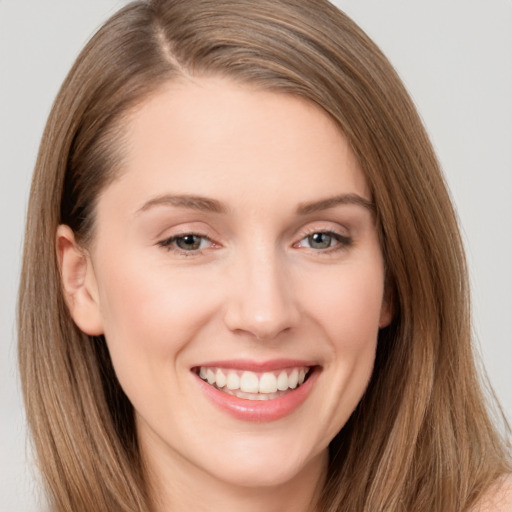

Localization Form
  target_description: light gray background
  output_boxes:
[1,1,511,510]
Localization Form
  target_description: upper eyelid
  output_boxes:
[149,218,221,242]
[156,224,216,241]
[295,224,350,240]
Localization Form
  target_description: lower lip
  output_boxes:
[194,368,319,422]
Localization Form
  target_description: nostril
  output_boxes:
[224,303,299,341]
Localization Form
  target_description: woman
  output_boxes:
[18,0,511,511]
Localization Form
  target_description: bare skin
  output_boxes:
[58,77,392,512]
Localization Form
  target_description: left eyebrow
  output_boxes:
[296,194,374,215]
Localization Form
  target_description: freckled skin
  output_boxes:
[78,77,391,511]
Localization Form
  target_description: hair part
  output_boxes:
[19,1,510,510]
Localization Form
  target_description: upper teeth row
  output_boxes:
[198,367,309,394]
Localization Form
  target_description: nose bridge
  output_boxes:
[224,242,298,339]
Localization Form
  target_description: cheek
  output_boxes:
[301,261,385,349]
[93,251,220,376]
[299,260,384,420]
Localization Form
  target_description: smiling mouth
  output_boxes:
[193,366,313,401]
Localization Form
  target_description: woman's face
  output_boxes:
[72,77,391,490]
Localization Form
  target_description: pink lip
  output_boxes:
[192,358,318,372]
[193,363,320,422]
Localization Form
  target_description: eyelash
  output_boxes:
[294,229,352,254]
[157,233,216,255]
[157,229,352,256]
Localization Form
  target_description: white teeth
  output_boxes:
[240,371,259,393]
[226,372,240,390]
[197,365,311,398]
[206,368,216,385]
[288,369,299,389]
[259,372,278,393]
[223,388,284,400]
[277,371,288,391]
[215,369,226,388]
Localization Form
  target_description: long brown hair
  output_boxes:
[18,1,510,510]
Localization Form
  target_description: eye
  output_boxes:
[158,233,213,252]
[296,231,351,251]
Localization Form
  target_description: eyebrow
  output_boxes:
[136,192,374,216]
[136,194,227,215]
[296,194,374,215]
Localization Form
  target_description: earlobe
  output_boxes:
[378,271,395,328]
[379,300,393,328]
[56,225,104,335]
[379,286,394,328]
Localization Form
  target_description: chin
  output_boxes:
[198,438,326,490]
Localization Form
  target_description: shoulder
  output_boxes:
[471,474,512,512]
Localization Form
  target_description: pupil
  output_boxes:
[177,235,200,250]
[310,233,331,249]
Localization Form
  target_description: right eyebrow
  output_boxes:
[135,194,228,215]
[296,193,375,215]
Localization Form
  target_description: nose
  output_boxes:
[223,248,300,340]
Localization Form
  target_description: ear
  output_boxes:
[379,299,393,328]
[379,283,394,329]
[56,225,104,335]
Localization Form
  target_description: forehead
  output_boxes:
[102,76,370,214]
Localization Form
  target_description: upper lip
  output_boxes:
[191,358,319,372]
